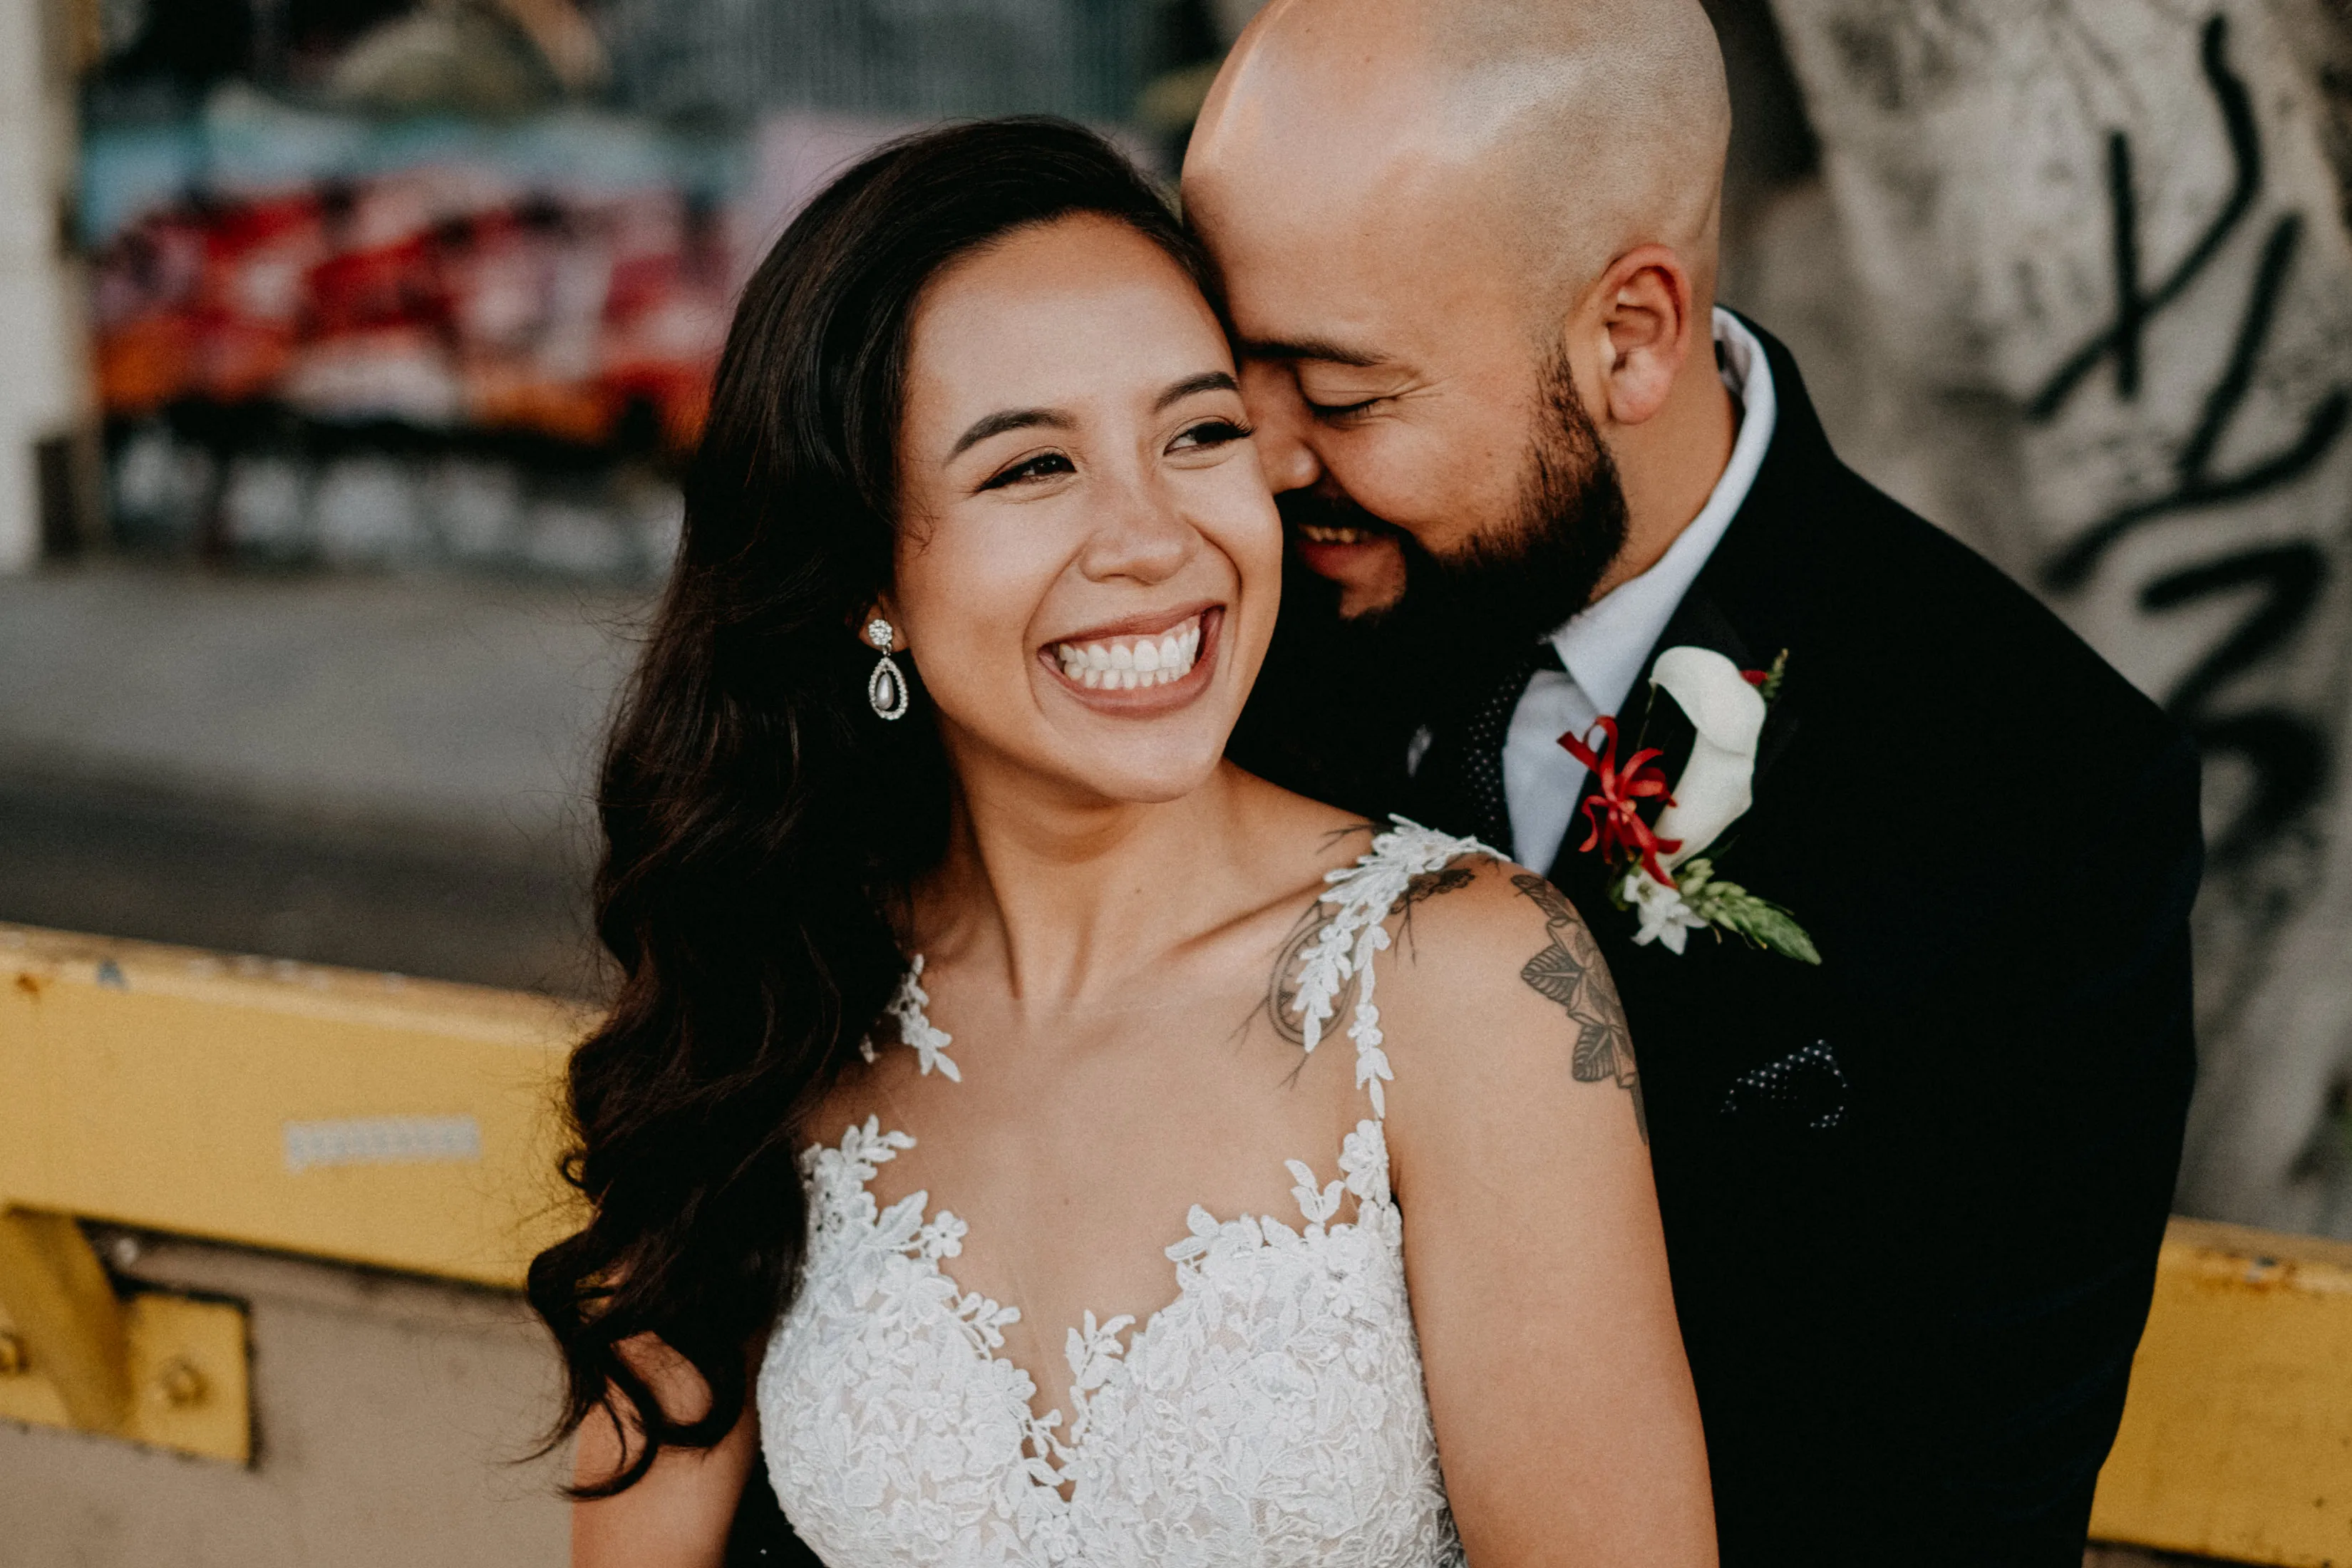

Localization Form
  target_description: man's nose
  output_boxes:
[1239,363,1322,494]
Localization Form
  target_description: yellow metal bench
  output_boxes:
[1,922,2346,1562]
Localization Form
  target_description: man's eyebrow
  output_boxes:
[1236,338,1384,368]
[948,407,1074,460]
[1153,370,1240,411]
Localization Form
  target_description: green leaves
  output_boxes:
[1674,859,1822,966]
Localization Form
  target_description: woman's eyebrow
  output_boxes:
[949,406,1074,459]
[947,371,1239,461]
[1154,370,1240,411]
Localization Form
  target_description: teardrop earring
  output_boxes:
[865,617,910,721]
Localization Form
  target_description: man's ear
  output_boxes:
[1578,244,1698,428]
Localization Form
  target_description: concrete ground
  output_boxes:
[0,562,641,994]
[0,1230,571,1568]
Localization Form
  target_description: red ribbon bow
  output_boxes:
[1559,716,1683,887]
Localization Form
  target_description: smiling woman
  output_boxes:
[530,118,1713,1568]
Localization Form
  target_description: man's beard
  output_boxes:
[1279,352,1629,713]
[1234,353,1630,814]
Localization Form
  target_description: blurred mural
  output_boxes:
[69,0,1178,582]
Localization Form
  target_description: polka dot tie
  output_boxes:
[1408,641,1564,859]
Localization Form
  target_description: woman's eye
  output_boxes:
[1170,417,1253,453]
[978,452,1075,491]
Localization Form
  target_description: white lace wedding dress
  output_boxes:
[757,823,1482,1567]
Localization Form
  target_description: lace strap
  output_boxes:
[1287,817,1498,1118]
[857,954,960,1080]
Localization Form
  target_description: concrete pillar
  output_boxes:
[0,0,98,572]
[1760,0,2352,1229]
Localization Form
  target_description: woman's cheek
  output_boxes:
[902,520,1053,691]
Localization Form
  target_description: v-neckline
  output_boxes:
[805,1115,1397,1506]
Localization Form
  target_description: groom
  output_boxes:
[1188,1,2201,1563]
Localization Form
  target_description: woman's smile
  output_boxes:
[1038,604,1224,710]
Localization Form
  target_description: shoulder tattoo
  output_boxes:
[1511,874,1646,1144]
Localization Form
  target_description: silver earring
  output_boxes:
[865,617,910,721]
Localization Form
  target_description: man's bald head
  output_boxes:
[1181,0,1744,631]
[1188,0,1731,326]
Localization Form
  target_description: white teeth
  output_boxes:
[1051,614,1205,693]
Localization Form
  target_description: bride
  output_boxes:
[530,118,1714,1567]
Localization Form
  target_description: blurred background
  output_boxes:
[0,0,2348,1561]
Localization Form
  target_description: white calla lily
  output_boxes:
[1648,645,1766,872]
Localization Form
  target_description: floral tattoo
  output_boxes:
[1512,875,1646,1143]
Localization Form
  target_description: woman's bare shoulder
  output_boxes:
[1367,851,1644,1141]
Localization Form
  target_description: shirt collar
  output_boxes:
[1548,307,1778,721]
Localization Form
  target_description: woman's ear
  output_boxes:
[1577,244,1698,429]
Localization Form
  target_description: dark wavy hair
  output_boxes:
[526,118,1217,1492]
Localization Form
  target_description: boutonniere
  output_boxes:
[1562,646,1820,964]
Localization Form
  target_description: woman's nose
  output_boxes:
[1079,470,1197,584]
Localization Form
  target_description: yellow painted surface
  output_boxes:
[14,923,2352,1541]
[0,1207,130,1431]
[2091,1217,2352,1565]
[0,924,592,1288]
[0,1289,252,1463]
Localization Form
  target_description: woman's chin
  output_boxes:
[1043,738,1231,810]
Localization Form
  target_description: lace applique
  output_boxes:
[857,954,959,1079]
[761,821,1487,1568]
[1289,818,1500,1117]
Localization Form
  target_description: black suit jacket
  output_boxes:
[1520,323,2199,1564]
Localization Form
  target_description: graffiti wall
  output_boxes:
[81,93,742,579]
[1764,0,2352,1230]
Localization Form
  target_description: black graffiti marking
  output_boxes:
[2183,711,2328,861]
[2139,544,2331,857]
[2142,544,2326,713]
[2046,213,2352,592]
[2020,11,2348,860]
[2028,14,2261,421]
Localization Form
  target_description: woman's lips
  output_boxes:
[1039,607,1222,704]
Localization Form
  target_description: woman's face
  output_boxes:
[889,214,1280,808]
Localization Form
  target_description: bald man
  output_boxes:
[1189,3,2202,1563]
